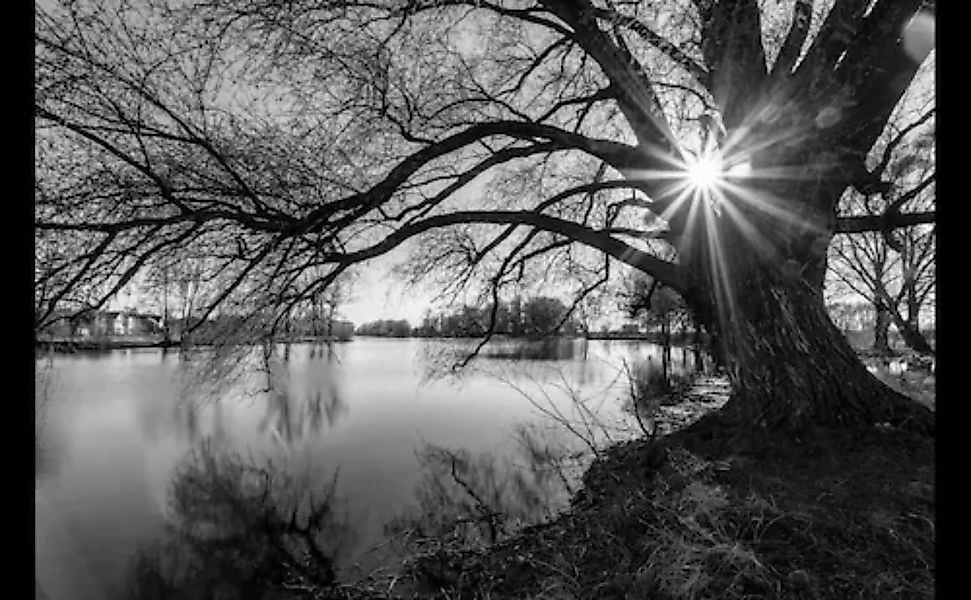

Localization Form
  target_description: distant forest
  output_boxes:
[355,296,578,338]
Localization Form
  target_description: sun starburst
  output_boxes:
[685,151,724,191]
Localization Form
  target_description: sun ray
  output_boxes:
[717,194,778,260]
[738,165,820,182]
[719,86,819,158]
[699,194,741,339]
[718,181,827,236]
[655,183,700,232]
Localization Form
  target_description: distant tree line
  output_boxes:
[182,313,353,344]
[356,296,577,339]
[354,319,413,338]
[621,275,712,378]
[826,301,877,333]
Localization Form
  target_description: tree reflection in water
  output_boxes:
[167,342,347,448]
[417,338,585,383]
[36,356,54,481]
[480,338,580,362]
[123,440,354,599]
[385,423,587,555]
[259,354,347,448]
[367,360,640,591]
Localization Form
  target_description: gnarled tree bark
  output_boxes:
[674,184,933,435]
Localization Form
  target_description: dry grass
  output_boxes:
[398,418,934,600]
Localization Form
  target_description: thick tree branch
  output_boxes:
[329,210,686,292]
[772,0,812,77]
[590,6,710,85]
[540,0,680,152]
[699,0,768,130]
[835,211,935,234]
[299,120,647,233]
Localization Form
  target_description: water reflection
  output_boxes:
[419,337,709,392]
[481,338,583,361]
[138,345,350,449]
[415,338,579,382]
[38,339,710,599]
[386,423,586,552]
[35,356,63,483]
[175,343,262,406]
[122,440,353,600]
[258,356,347,449]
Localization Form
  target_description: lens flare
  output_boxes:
[726,161,752,177]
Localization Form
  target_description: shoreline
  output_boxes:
[35,336,354,353]
[387,383,935,599]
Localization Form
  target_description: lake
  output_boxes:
[35,337,705,599]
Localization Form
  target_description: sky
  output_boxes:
[106,251,437,326]
[340,252,435,326]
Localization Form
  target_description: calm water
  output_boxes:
[35,338,702,599]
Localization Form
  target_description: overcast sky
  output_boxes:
[340,251,434,326]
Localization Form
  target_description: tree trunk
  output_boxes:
[682,240,933,435]
[690,312,705,372]
[876,288,933,355]
[907,287,921,329]
[902,288,934,354]
[890,308,935,356]
[873,300,891,354]
[661,317,670,386]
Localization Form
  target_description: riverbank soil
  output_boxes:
[406,413,934,599]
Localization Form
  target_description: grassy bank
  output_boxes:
[398,416,934,599]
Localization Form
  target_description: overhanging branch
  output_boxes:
[329,210,686,292]
[835,211,935,234]
[299,120,647,233]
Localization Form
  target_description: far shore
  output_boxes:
[35,335,353,353]
[355,331,709,343]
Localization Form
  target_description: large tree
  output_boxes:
[35,0,935,433]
